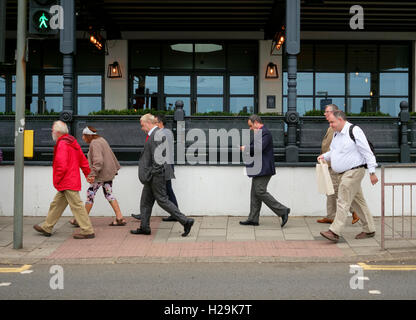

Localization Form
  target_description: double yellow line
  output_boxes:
[0,264,32,273]
[358,262,416,271]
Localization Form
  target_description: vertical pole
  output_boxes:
[285,0,300,162]
[381,166,385,250]
[13,0,27,249]
[59,0,75,128]
[399,101,410,163]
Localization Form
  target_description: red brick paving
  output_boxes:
[47,217,344,260]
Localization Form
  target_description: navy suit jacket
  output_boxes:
[245,125,276,178]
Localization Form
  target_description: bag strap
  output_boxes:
[349,124,356,143]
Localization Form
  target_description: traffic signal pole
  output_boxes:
[13,0,27,249]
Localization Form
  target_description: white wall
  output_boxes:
[1,165,412,217]
[104,40,128,110]
[258,40,283,114]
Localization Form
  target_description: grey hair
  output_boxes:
[52,120,69,134]
[325,104,339,112]
[140,113,157,124]
[248,114,263,124]
[332,110,347,121]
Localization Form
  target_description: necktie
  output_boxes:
[146,135,149,142]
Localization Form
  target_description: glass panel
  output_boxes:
[315,97,346,112]
[32,75,38,94]
[164,76,190,94]
[0,97,5,113]
[196,97,223,113]
[75,40,105,72]
[195,43,225,69]
[0,75,6,94]
[165,97,191,116]
[162,43,193,69]
[379,97,407,116]
[197,76,223,95]
[45,96,63,113]
[12,75,16,94]
[347,97,378,114]
[78,76,102,94]
[347,44,377,72]
[132,76,158,95]
[45,75,63,94]
[315,44,345,71]
[30,96,38,114]
[380,45,409,71]
[283,72,313,95]
[133,95,158,110]
[283,97,314,116]
[227,43,257,72]
[129,43,161,69]
[77,97,102,115]
[347,72,371,96]
[230,76,254,95]
[230,97,254,114]
[315,73,345,96]
[380,73,408,96]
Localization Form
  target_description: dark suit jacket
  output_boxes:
[244,125,276,178]
[138,127,175,184]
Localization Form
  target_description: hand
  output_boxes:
[87,176,95,184]
[317,155,325,162]
[240,146,246,152]
[370,174,378,185]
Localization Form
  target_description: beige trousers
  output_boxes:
[42,190,94,235]
[329,168,375,236]
[326,167,354,219]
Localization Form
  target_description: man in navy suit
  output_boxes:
[240,115,290,227]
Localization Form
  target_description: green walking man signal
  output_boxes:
[39,12,48,29]
[29,0,63,35]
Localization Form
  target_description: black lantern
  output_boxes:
[107,61,122,78]
[265,62,278,79]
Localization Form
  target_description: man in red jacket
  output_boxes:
[33,120,95,239]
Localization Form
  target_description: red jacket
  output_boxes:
[53,134,90,192]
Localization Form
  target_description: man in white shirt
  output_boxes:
[317,111,378,242]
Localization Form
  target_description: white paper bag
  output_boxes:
[316,160,335,195]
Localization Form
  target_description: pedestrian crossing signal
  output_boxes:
[29,0,58,35]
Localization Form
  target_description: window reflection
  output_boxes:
[315,73,345,96]
[230,76,254,95]
[197,76,223,95]
[230,97,254,114]
[78,76,102,94]
[45,76,63,94]
[197,97,223,113]
[380,73,408,96]
[78,97,102,115]
[164,76,190,94]
[379,98,407,117]
[166,97,190,116]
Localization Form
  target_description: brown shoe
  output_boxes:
[33,224,52,237]
[320,230,339,242]
[73,233,95,239]
[351,212,360,224]
[355,232,375,239]
[317,218,334,224]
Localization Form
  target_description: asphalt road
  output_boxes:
[1,261,416,300]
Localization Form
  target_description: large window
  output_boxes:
[0,74,6,113]
[282,42,410,116]
[129,41,258,115]
[76,75,103,115]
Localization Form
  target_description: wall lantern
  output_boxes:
[265,62,278,79]
[107,61,122,79]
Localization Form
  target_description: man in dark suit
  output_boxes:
[130,114,194,236]
[131,114,178,222]
[240,115,290,227]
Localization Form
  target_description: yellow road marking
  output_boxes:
[0,265,32,273]
[358,262,416,271]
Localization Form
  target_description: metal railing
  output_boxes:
[381,164,416,250]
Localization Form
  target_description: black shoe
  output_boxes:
[130,228,151,235]
[182,218,194,237]
[162,216,177,222]
[131,214,142,220]
[239,220,259,226]
[280,208,290,228]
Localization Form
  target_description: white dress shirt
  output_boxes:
[147,126,157,138]
[323,121,377,174]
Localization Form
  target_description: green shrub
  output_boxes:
[303,110,391,117]
[88,109,175,116]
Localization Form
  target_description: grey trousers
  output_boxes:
[248,175,289,223]
[140,174,188,231]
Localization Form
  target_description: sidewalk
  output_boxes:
[1,215,416,265]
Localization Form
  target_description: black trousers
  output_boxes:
[140,174,187,231]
